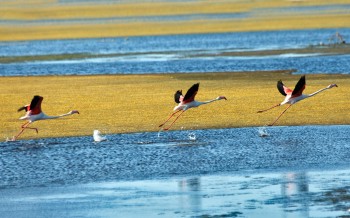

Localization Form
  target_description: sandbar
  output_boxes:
[0,70,348,139]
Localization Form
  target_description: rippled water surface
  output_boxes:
[1,126,350,217]
[1,28,350,76]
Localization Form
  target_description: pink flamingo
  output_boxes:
[159,83,227,131]
[257,75,337,126]
[12,95,79,141]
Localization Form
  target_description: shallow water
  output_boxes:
[1,126,350,217]
[1,29,350,76]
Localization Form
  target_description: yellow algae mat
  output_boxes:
[0,71,349,140]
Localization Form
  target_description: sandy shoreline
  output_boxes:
[0,70,348,140]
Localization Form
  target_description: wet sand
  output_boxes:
[2,44,350,64]
[204,44,350,57]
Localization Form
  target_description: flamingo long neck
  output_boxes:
[307,87,330,97]
[42,112,73,120]
[198,98,220,106]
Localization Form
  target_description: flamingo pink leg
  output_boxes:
[268,104,292,126]
[13,121,38,141]
[257,104,281,113]
[159,110,182,128]
[163,110,185,131]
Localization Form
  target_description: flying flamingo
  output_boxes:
[159,83,227,131]
[257,75,337,126]
[11,95,79,141]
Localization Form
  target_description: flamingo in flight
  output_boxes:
[257,75,337,126]
[159,83,227,131]
[12,95,79,141]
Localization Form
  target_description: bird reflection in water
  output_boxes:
[178,178,202,213]
[281,172,309,217]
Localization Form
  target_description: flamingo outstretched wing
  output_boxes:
[174,90,183,103]
[17,95,42,112]
[277,80,292,96]
[17,105,29,112]
[183,83,199,103]
[29,95,43,115]
[291,75,306,97]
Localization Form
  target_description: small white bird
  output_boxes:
[93,130,107,142]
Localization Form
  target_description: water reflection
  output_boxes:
[178,178,202,213]
[1,171,350,218]
[281,172,309,217]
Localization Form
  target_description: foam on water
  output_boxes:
[188,132,196,141]
[258,126,269,137]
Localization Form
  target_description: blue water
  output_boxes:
[1,125,349,189]
[1,125,350,218]
[1,28,350,76]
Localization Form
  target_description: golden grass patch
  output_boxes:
[1,0,350,41]
[0,1,249,20]
[0,71,348,140]
[1,13,350,41]
[1,0,349,20]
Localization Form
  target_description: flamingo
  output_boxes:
[12,95,79,141]
[257,75,337,126]
[159,83,227,131]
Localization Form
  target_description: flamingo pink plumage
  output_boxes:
[257,75,337,126]
[159,83,227,131]
[12,95,79,141]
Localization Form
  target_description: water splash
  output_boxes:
[5,137,16,142]
[93,130,107,142]
[188,132,196,141]
[258,126,269,137]
[157,129,163,138]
